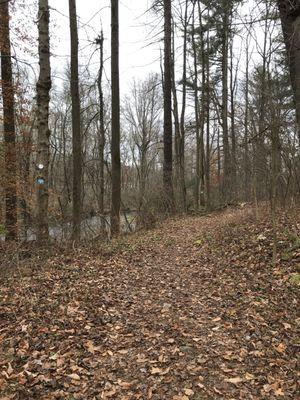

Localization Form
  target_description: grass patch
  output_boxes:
[289,273,300,286]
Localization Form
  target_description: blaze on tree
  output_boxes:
[36,0,51,242]
[277,0,300,140]
[0,0,17,241]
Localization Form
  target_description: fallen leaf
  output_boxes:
[184,388,194,396]
[68,373,80,381]
[225,377,243,385]
[151,367,170,375]
[274,343,286,354]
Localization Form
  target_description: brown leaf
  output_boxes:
[184,388,194,396]
[68,373,80,381]
[225,377,243,385]
[117,380,132,389]
[274,343,286,354]
[150,367,170,375]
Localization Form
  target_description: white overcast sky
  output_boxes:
[11,0,279,99]
[48,0,161,92]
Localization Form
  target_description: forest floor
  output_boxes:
[0,205,299,400]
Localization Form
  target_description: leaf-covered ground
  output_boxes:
[0,206,299,399]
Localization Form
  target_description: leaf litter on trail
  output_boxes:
[0,207,299,399]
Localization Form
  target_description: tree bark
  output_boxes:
[277,0,300,141]
[0,1,18,241]
[192,7,201,211]
[178,0,188,212]
[97,31,105,228]
[244,34,251,201]
[230,34,237,201]
[69,0,82,241]
[36,0,51,242]
[111,0,121,235]
[221,1,231,203]
[163,0,174,211]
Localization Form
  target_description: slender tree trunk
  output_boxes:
[244,35,251,201]
[111,0,121,235]
[0,1,18,241]
[205,46,211,210]
[178,0,188,212]
[163,0,174,211]
[97,31,105,228]
[171,20,181,203]
[69,0,82,240]
[36,0,51,242]
[198,1,206,207]
[204,8,211,209]
[221,2,231,203]
[255,4,269,202]
[192,8,200,211]
[277,1,300,141]
[230,36,237,201]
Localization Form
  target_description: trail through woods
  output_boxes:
[0,207,299,399]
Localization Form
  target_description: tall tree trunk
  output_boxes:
[244,34,251,201]
[97,31,105,228]
[178,0,188,212]
[277,1,300,141]
[230,35,237,201]
[198,1,206,207]
[255,3,269,202]
[204,6,210,209]
[163,0,174,211]
[69,0,82,240]
[171,20,181,205]
[192,7,200,211]
[0,1,18,241]
[111,0,121,235]
[221,1,231,203]
[36,0,51,242]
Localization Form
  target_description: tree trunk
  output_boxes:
[111,0,121,235]
[0,1,18,241]
[97,31,105,228]
[197,1,206,207]
[171,20,181,206]
[69,0,82,241]
[178,0,188,212]
[36,0,51,242]
[163,0,174,211]
[277,1,300,141]
[192,8,200,211]
[230,35,237,201]
[255,3,269,202]
[244,34,251,201]
[221,2,231,204]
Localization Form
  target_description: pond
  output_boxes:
[0,212,137,242]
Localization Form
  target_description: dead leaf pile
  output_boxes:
[0,206,299,399]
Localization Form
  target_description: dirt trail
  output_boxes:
[0,208,299,399]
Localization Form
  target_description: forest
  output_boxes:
[0,0,299,399]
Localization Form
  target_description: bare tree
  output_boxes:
[36,0,51,242]
[111,0,121,235]
[163,0,174,210]
[96,31,106,226]
[0,0,18,241]
[69,0,82,240]
[123,74,162,218]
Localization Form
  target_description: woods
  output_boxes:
[0,1,299,398]
[0,0,299,241]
